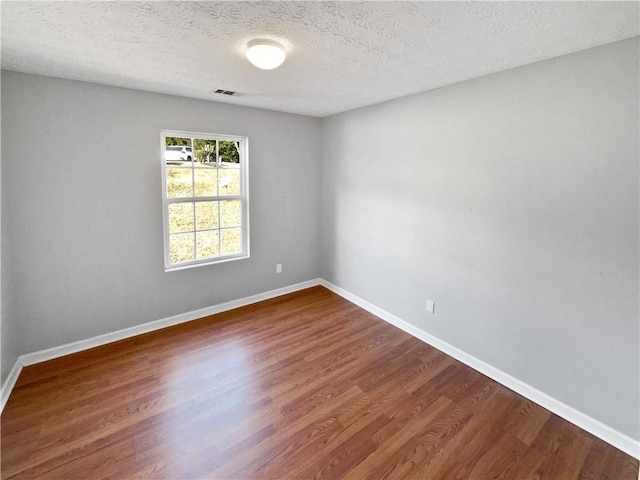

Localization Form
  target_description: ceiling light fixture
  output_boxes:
[246,39,286,70]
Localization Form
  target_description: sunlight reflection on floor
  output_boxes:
[158,338,258,476]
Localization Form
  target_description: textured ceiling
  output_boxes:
[1,1,638,117]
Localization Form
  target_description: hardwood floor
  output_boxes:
[2,286,638,479]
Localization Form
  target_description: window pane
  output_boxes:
[170,232,195,263]
[196,230,220,259]
[220,200,241,227]
[221,228,242,255]
[167,168,193,198]
[168,202,194,233]
[195,201,219,230]
[219,169,240,196]
[193,138,217,164]
[194,167,218,197]
[166,137,191,147]
[218,140,240,164]
[165,137,193,163]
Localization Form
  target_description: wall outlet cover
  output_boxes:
[426,300,435,314]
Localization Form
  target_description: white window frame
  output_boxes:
[161,130,249,271]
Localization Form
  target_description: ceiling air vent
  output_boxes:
[213,89,238,96]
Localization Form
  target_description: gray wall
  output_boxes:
[1,72,20,386]
[1,72,322,382]
[321,38,639,440]
[0,73,5,384]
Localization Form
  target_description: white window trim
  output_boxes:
[161,130,250,271]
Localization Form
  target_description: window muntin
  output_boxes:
[161,131,249,270]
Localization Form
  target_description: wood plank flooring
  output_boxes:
[2,286,638,479]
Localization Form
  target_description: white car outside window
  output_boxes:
[165,146,193,162]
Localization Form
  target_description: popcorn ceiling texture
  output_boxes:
[1,1,638,117]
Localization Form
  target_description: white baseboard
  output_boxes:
[0,360,23,413]
[320,279,640,460]
[19,278,321,367]
[0,278,321,413]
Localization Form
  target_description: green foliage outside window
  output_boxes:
[165,137,239,163]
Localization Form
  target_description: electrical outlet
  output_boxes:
[276,264,282,273]
[426,299,435,315]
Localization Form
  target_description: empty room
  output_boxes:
[1,1,638,479]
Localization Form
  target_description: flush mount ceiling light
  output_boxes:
[246,39,286,70]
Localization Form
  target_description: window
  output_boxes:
[161,130,249,270]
